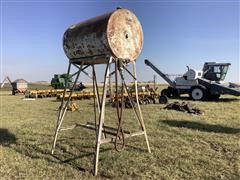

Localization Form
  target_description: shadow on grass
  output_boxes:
[214,98,240,102]
[172,96,240,102]
[162,120,240,134]
[0,128,16,145]
[6,135,112,174]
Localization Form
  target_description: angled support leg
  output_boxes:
[132,61,151,153]
[93,57,112,176]
[51,62,84,154]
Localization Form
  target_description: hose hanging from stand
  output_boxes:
[114,60,125,151]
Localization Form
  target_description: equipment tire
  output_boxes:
[159,95,168,104]
[189,86,206,100]
[161,89,170,97]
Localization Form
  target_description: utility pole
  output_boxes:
[153,74,156,90]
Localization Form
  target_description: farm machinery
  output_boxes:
[56,85,160,107]
[51,73,86,90]
[25,89,70,98]
[145,59,240,100]
[25,73,86,98]
[110,84,161,108]
[56,91,95,101]
[51,74,72,89]
[1,76,28,95]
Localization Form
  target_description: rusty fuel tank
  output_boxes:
[63,8,143,64]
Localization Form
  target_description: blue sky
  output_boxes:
[1,0,239,83]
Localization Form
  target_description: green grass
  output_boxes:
[0,86,240,179]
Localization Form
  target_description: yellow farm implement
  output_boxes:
[56,91,95,101]
[25,89,70,98]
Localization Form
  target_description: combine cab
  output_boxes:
[202,62,231,82]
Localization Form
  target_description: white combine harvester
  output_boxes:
[145,59,240,101]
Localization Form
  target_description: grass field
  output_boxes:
[0,85,240,179]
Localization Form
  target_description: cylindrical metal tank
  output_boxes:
[63,8,143,64]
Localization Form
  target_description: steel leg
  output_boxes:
[94,58,112,176]
[51,62,84,154]
[133,61,151,153]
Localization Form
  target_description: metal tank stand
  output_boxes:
[51,56,151,176]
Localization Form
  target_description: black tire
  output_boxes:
[161,87,179,98]
[159,95,168,104]
[189,86,206,100]
[161,89,170,97]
